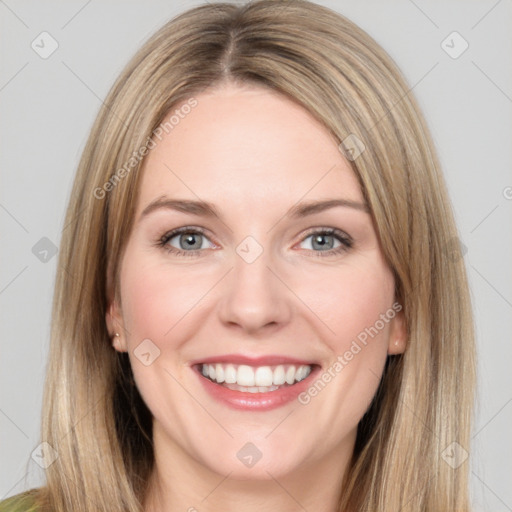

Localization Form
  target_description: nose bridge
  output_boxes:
[217,237,291,332]
[234,247,272,292]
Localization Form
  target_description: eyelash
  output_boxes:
[155,226,211,258]
[155,226,353,258]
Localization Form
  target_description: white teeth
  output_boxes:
[200,362,313,389]
[285,366,296,385]
[224,364,237,384]
[222,382,281,392]
[296,365,308,381]
[273,365,286,385]
[237,365,255,386]
[215,363,225,383]
[255,366,273,387]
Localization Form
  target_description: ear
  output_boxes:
[106,296,128,353]
[105,259,128,353]
[387,308,407,355]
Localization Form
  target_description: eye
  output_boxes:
[298,228,352,256]
[155,226,352,258]
[157,227,215,256]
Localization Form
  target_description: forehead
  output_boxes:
[137,83,363,216]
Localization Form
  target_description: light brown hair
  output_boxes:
[32,1,475,510]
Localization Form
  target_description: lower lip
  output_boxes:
[193,365,320,411]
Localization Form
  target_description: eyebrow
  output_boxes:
[288,198,369,216]
[138,196,369,223]
[139,196,219,221]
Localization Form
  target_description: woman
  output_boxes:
[0,1,475,511]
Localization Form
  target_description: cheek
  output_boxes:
[298,257,396,353]
[294,258,395,426]
[119,253,215,347]
[118,250,214,423]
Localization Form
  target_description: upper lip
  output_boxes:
[190,354,320,367]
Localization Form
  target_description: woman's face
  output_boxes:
[108,82,406,480]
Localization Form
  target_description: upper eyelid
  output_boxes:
[161,226,217,247]
[161,226,351,249]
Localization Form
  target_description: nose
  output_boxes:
[217,248,293,335]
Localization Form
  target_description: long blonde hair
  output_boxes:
[33,1,475,510]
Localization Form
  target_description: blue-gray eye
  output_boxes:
[300,232,343,251]
[168,231,209,251]
[173,233,205,250]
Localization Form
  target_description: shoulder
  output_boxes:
[0,490,41,512]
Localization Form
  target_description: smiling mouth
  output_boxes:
[196,362,317,393]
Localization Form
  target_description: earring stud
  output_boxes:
[113,333,120,348]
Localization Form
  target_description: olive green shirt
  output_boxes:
[0,491,40,512]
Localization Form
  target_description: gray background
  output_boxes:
[1,0,511,510]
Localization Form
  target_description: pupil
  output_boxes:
[313,234,333,250]
[181,233,201,250]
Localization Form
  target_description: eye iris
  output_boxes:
[312,234,334,251]
[180,233,202,250]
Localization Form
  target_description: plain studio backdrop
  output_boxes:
[0,1,511,510]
